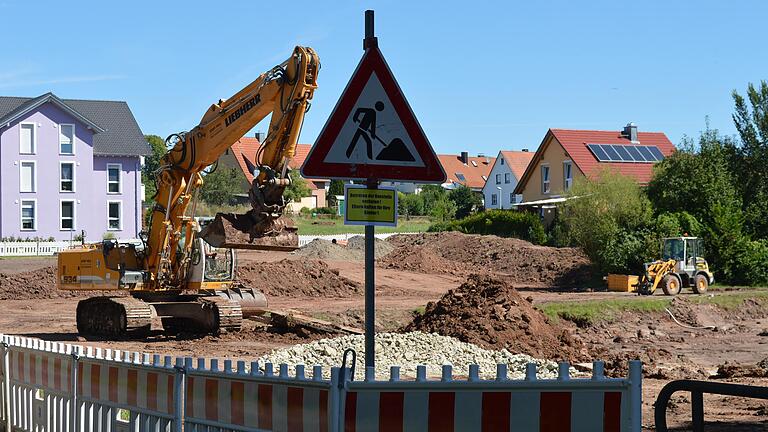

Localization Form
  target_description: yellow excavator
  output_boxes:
[636,236,715,296]
[57,46,319,337]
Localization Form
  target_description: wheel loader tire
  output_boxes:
[693,274,709,294]
[661,274,682,296]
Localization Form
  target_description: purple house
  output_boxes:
[0,93,151,241]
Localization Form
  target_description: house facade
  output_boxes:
[513,123,675,223]
[0,93,150,241]
[219,136,329,211]
[481,150,534,209]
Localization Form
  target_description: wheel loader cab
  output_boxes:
[661,237,714,286]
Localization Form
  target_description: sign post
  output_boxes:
[302,9,446,369]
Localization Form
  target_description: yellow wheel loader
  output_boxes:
[636,237,715,296]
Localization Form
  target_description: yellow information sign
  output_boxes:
[344,185,398,226]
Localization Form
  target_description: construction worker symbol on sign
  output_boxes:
[346,100,415,162]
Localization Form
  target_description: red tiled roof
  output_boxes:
[227,138,326,190]
[549,129,675,183]
[437,154,495,189]
[499,150,535,180]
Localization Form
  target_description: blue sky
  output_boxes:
[0,0,765,155]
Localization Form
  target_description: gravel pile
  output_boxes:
[256,331,563,380]
[294,236,394,261]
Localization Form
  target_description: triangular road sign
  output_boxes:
[302,46,446,183]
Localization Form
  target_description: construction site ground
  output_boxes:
[0,235,766,431]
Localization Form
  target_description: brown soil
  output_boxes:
[0,266,75,300]
[235,259,362,297]
[403,274,586,360]
[381,232,593,287]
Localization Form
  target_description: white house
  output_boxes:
[482,150,534,209]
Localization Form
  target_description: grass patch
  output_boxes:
[537,298,673,327]
[412,306,426,316]
[293,217,431,236]
[687,291,768,310]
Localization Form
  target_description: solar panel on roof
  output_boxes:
[602,145,621,161]
[587,143,665,163]
[587,144,610,161]
[612,145,632,161]
[637,146,654,161]
[647,146,665,161]
[625,145,644,161]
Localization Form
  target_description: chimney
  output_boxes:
[460,151,469,164]
[522,148,529,152]
[477,153,485,157]
[622,123,638,142]
[254,131,265,142]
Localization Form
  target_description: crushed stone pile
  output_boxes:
[236,259,362,297]
[294,236,393,261]
[257,331,564,380]
[403,274,586,361]
[381,232,593,287]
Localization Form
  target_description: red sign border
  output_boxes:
[301,47,446,183]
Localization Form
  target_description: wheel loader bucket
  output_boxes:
[214,287,268,317]
[199,212,299,251]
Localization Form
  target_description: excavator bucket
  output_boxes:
[213,287,268,317]
[199,212,299,251]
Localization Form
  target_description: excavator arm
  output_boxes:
[146,46,319,290]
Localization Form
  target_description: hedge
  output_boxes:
[428,210,546,245]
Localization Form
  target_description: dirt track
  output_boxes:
[0,237,766,430]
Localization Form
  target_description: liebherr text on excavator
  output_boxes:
[57,46,319,337]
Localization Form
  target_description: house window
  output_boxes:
[60,200,75,230]
[504,173,511,184]
[564,161,573,190]
[60,162,75,192]
[21,200,36,230]
[108,201,122,230]
[455,173,466,182]
[20,161,36,192]
[107,164,121,194]
[510,193,515,204]
[500,158,504,165]
[495,174,501,184]
[491,194,498,206]
[59,124,75,155]
[541,165,550,194]
[20,123,36,154]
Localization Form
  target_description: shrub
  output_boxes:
[299,207,312,216]
[315,207,336,215]
[428,210,546,245]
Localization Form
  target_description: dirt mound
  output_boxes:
[236,259,362,297]
[403,274,585,361]
[294,236,393,261]
[0,266,61,300]
[381,232,593,287]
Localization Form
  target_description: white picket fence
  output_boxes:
[0,241,75,257]
[0,234,420,257]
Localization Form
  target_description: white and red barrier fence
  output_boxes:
[0,333,642,432]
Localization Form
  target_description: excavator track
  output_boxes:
[76,297,152,338]
[199,296,243,332]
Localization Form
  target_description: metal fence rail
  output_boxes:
[654,379,768,432]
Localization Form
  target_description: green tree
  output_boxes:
[429,194,457,222]
[284,170,311,203]
[732,81,768,238]
[398,192,424,217]
[646,127,741,227]
[199,167,243,205]
[447,185,482,219]
[142,135,167,199]
[328,179,344,197]
[559,168,654,274]
[420,184,447,215]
